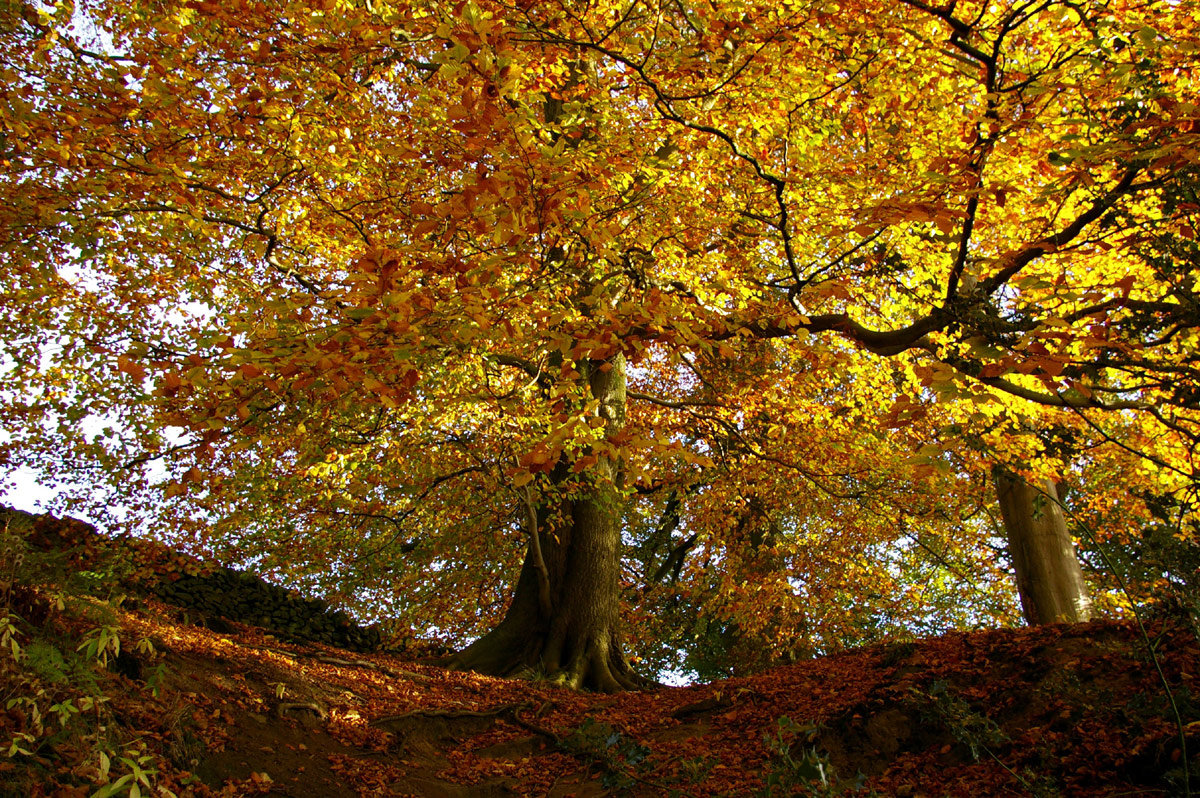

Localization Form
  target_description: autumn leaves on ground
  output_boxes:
[2,509,1194,797]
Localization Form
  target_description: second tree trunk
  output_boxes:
[993,467,1093,625]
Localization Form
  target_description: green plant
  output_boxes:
[919,681,1008,762]
[1065,497,1196,795]
[0,514,175,795]
[913,681,1054,796]
[24,638,102,697]
[6,694,46,737]
[0,611,22,659]
[78,624,122,667]
[560,717,652,791]
[49,696,96,728]
[757,716,851,797]
[0,510,124,604]
[5,730,36,757]
[676,753,719,786]
[93,745,177,798]
[0,528,27,608]
[145,663,170,699]
[5,686,109,744]
[26,640,70,683]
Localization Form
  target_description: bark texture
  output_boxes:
[447,355,647,691]
[993,467,1093,625]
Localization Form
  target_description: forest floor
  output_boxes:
[1,513,1197,796]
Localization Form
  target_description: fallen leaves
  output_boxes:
[2,561,1199,796]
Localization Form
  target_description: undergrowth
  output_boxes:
[0,515,180,797]
[758,716,870,797]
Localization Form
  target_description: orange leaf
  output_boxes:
[117,355,147,381]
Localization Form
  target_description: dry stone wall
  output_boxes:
[151,568,380,650]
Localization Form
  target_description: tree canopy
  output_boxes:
[2,0,1199,686]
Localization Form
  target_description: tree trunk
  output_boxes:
[447,355,647,691]
[993,466,1093,625]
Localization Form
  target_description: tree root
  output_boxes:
[371,702,532,727]
[447,627,651,693]
[254,644,432,682]
[276,701,327,720]
[312,654,431,682]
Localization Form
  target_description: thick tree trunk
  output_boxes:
[447,355,646,691]
[993,466,1093,625]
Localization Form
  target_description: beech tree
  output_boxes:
[2,0,1199,688]
[993,468,1092,625]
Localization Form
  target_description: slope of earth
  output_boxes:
[1,509,1196,796]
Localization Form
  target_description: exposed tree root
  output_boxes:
[370,702,532,729]
[446,622,652,693]
[255,646,432,681]
[311,654,431,682]
[276,701,327,720]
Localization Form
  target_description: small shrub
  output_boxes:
[758,716,864,797]
[560,717,652,790]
